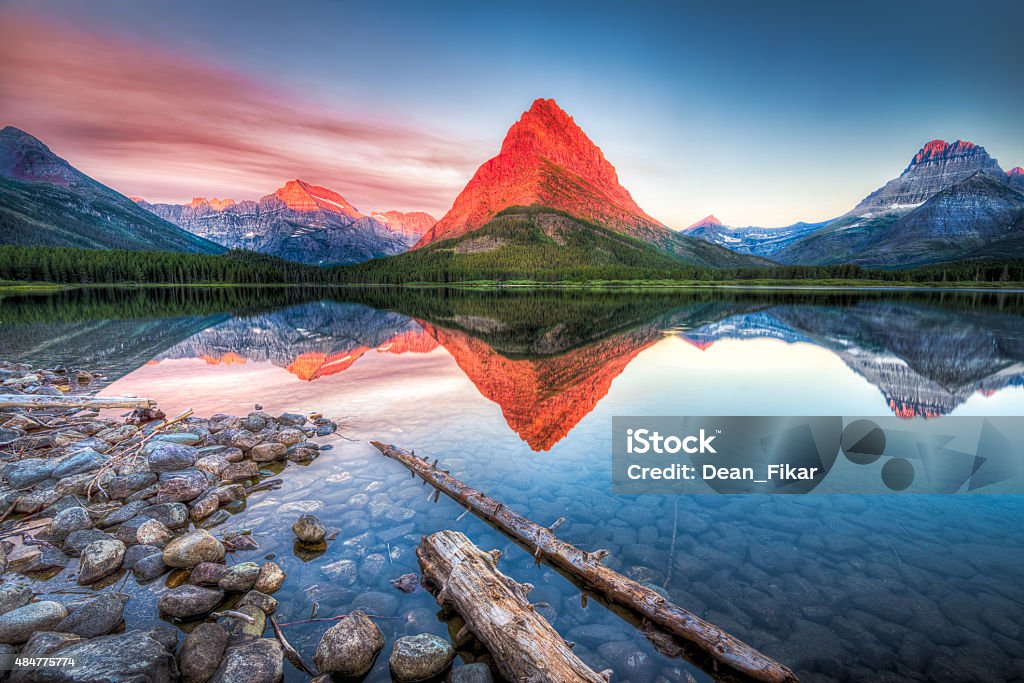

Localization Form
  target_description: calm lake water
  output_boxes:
[2,287,1023,682]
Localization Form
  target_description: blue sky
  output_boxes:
[1,0,1021,227]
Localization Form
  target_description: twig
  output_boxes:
[276,613,402,627]
[0,499,19,525]
[663,499,678,589]
[269,614,316,676]
[211,610,255,623]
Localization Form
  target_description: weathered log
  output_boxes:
[418,529,608,683]
[0,395,156,410]
[372,442,797,683]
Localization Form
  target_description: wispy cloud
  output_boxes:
[0,11,478,214]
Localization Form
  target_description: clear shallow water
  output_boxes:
[2,287,1024,682]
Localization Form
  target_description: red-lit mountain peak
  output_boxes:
[273,179,363,216]
[910,139,980,166]
[685,214,723,231]
[1009,167,1024,177]
[415,98,666,246]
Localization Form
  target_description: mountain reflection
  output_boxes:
[3,288,1024,451]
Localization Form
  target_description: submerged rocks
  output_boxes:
[293,513,327,543]
[158,585,225,619]
[0,601,68,644]
[163,529,225,568]
[209,639,283,683]
[179,622,227,683]
[389,633,456,682]
[78,539,126,584]
[31,629,177,682]
[314,610,385,677]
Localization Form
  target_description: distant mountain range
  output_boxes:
[0,126,223,254]
[134,181,434,265]
[687,139,1024,266]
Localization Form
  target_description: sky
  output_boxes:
[1,0,1021,228]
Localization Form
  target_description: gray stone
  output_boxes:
[78,539,125,584]
[292,513,326,543]
[209,639,282,683]
[163,529,225,568]
[148,443,199,473]
[314,610,384,677]
[179,622,227,683]
[55,592,128,638]
[137,519,175,547]
[237,590,277,616]
[47,506,93,542]
[153,432,202,446]
[30,630,176,682]
[218,562,260,592]
[62,529,112,557]
[189,492,220,522]
[107,472,158,500]
[189,562,229,586]
[3,458,57,488]
[0,585,32,617]
[158,585,224,619]
[123,543,162,569]
[389,633,456,682]
[133,552,169,581]
[277,413,306,426]
[142,502,191,529]
[352,591,400,617]
[450,663,494,683]
[250,442,287,462]
[97,500,149,528]
[52,449,108,479]
[0,601,68,644]
[321,559,357,586]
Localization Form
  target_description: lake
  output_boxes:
[2,286,1023,682]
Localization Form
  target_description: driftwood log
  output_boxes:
[372,442,798,683]
[0,395,156,410]
[419,529,609,683]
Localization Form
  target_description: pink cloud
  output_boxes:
[0,11,477,215]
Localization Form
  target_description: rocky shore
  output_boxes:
[0,361,474,682]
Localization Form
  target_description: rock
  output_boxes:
[163,530,226,568]
[148,443,199,472]
[219,604,265,645]
[197,510,231,529]
[190,492,220,522]
[214,484,246,505]
[277,413,306,426]
[179,622,227,683]
[0,601,68,644]
[30,630,177,682]
[55,592,127,638]
[153,468,210,503]
[78,539,125,584]
[237,590,277,616]
[137,519,175,547]
[360,553,387,583]
[107,472,158,500]
[123,543,162,569]
[14,631,84,680]
[253,562,285,594]
[133,552,169,581]
[195,454,230,478]
[250,442,287,462]
[190,561,229,586]
[0,585,32,617]
[158,585,225,619]
[352,591,399,617]
[3,458,56,488]
[97,500,148,528]
[63,529,112,557]
[142,502,191,529]
[113,515,153,545]
[287,444,319,463]
[47,506,93,542]
[389,633,456,682]
[292,513,326,543]
[218,562,261,592]
[314,610,384,677]
[52,448,109,479]
[451,663,494,683]
[276,428,304,446]
[226,430,261,451]
[221,461,259,482]
[210,639,283,683]
[391,573,420,593]
[597,640,659,680]
[321,559,358,585]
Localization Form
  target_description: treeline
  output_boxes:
[2,244,1023,286]
[0,245,329,285]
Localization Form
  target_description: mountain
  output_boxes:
[135,180,427,265]
[414,99,761,267]
[369,211,435,245]
[1009,167,1024,191]
[773,139,1024,266]
[338,205,766,283]
[684,216,825,258]
[0,126,224,254]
